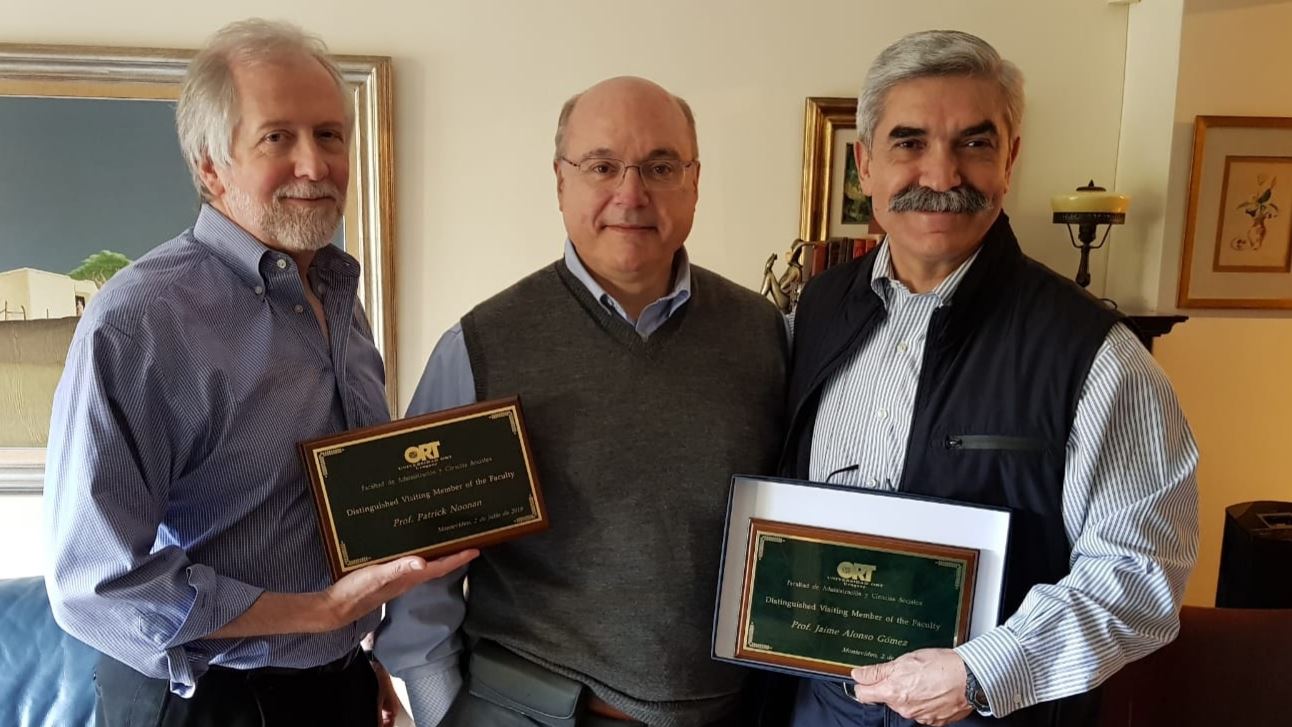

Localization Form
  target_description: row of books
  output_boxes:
[799,235,884,282]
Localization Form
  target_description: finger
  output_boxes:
[851,663,890,686]
[370,550,479,601]
[422,549,479,579]
[848,681,888,705]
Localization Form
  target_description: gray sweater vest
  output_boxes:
[460,260,787,726]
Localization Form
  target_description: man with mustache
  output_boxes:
[783,31,1198,726]
[44,20,474,726]
[374,76,786,726]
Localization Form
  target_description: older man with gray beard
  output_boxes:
[781,29,1198,727]
[44,19,474,727]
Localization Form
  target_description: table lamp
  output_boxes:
[1051,180,1130,289]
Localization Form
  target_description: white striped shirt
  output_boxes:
[809,241,1199,717]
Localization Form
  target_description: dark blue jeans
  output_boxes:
[789,678,1099,727]
[791,679,890,727]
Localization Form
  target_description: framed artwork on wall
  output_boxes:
[0,44,396,490]
[798,97,882,242]
[1178,115,1292,309]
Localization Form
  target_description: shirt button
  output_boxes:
[876,408,888,420]
[253,285,264,296]
[276,258,288,269]
[896,341,908,353]
[866,476,880,487]
[294,304,305,314]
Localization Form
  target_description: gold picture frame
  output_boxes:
[1178,115,1292,309]
[0,44,397,490]
[799,96,877,242]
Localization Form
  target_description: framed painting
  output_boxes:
[798,96,882,242]
[1178,116,1292,308]
[0,44,396,491]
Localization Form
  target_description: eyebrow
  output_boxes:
[576,147,684,161]
[958,121,999,139]
[887,126,925,141]
[253,120,346,133]
[885,120,999,141]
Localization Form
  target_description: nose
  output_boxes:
[918,144,962,192]
[610,166,649,206]
[294,138,330,182]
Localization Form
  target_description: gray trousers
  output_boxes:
[440,687,643,727]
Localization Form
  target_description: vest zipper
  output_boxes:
[945,435,1046,452]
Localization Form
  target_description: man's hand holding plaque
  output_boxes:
[299,397,548,580]
[849,649,975,726]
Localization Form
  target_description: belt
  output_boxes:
[209,647,366,678]
[585,695,637,722]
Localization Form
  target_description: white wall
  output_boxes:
[0,493,43,578]
[1107,0,1185,311]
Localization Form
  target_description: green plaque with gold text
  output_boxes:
[736,519,977,676]
[299,397,547,580]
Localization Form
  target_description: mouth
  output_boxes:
[601,223,656,233]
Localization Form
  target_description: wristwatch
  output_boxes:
[964,664,991,713]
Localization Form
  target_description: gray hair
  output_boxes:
[856,30,1024,150]
[176,18,351,201]
[553,91,700,161]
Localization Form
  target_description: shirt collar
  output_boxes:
[561,239,692,322]
[869,236,982,307]
[191,204,360,289]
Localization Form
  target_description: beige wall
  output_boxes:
[1151,0,1292,606]
[2,0,1132,412]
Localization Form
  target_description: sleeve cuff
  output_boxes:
[154,565,264,693]
[403,663,464,726]
[955,626,1035,717]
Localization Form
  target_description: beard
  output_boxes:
[224,180,345,253]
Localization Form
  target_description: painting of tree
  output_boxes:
[68,250,131,286]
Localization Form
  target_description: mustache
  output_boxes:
[274,181,342,202]
[888,184,990,214]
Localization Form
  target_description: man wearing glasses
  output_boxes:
[375,76,787,726]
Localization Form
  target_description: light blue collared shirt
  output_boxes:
[401,240,692,414]
[375,241,692,723]
[44,205,388,696]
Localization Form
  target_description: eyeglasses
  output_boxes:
[559,156,697,191]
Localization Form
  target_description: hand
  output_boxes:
[850,648,974,726]
[372,657,400,727]
[315,550,478,632]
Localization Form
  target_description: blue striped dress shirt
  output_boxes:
[44,205,389,697]
[809,240,1199,717]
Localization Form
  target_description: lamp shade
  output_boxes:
[1052,180,1129,225]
